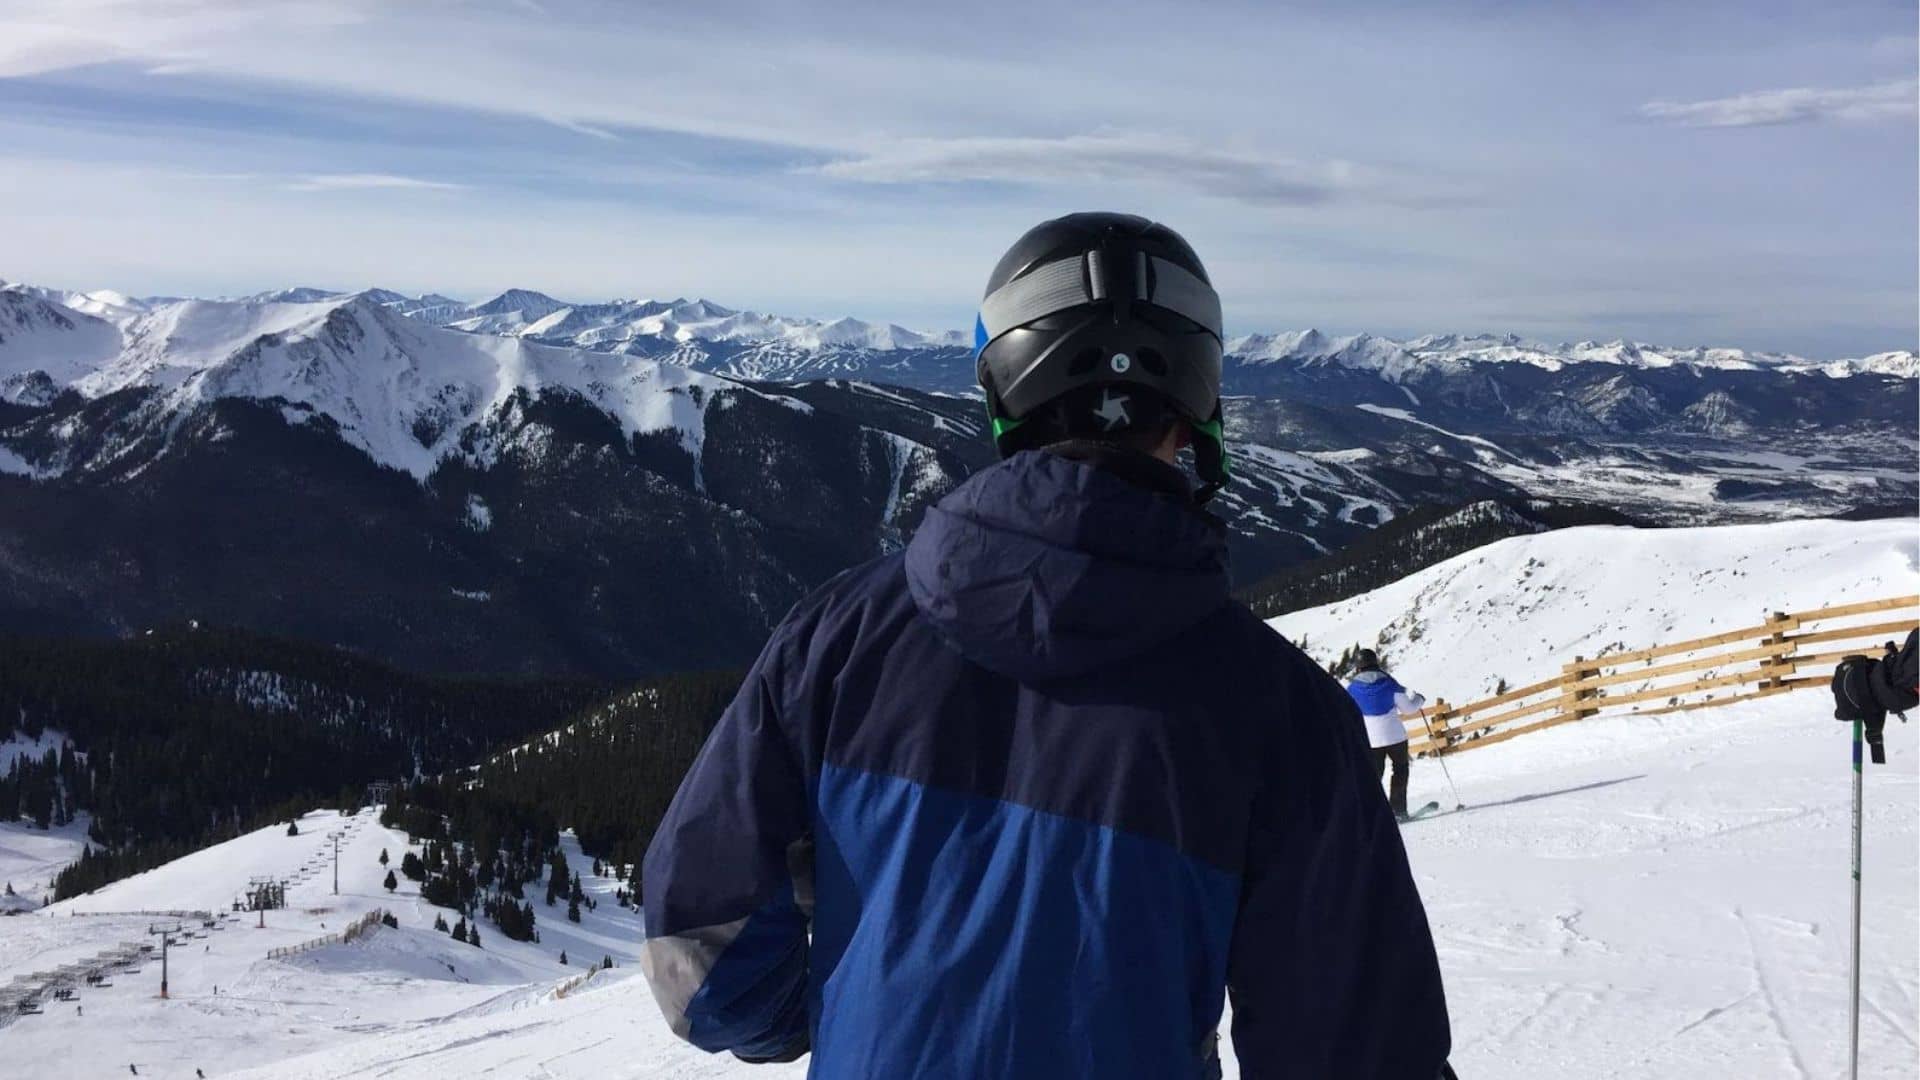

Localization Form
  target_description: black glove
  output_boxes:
[1834,636,1915,766]
[1833,655,1889,763]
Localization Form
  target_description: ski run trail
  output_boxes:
[1,517,1914,1078]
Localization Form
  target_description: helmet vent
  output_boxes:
[1136,347,1169,376]
[1067,347,1102,376]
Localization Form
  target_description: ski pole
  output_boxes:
[1848,714,1862,1080]
[1418,708,1466,811]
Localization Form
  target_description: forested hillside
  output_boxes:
[0,625,603,897]
[384,670,742,902]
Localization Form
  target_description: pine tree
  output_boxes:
[567,894,581,923]
[591,857,602,877]
[602,955,613,970]
[378,848,390,866]
[468,926,481,948]
[400,851,425,881]
[287,820,299,836]
[559,950,568,965]
[383,870,397,893]
[452,917,468,943]
[433,913,449,933]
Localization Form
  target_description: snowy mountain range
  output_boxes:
[0,276,1912,675]
[10,278,1913,385]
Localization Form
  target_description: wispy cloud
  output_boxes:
[0,1,1912,358]
[813,133,1462,209]
[287,172,464,192]
[1641,78,1918,127]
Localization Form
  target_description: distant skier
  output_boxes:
[1832,629,1918,762]
[1345,649,1427,820]
[643,213,1452,1077]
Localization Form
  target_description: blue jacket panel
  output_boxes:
[1347,670,1409,717]
[643,449,1451,1078]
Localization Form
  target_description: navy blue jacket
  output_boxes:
[642,448,1450,1078]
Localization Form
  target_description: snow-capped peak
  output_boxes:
[434,290,964,353]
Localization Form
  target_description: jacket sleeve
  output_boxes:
[1228,658,1451,1078]
[1393,682,1428,717]
[641,619,814,1063]
[1873,628,1919,711]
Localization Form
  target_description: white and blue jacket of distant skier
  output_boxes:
[1346,668,1427,749]
[641,446,1452,1079]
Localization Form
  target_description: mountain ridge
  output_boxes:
[8,278,1910,375]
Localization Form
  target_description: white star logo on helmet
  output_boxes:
[1093,390,1131,431]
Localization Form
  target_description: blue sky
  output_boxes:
[0,0,1913,357]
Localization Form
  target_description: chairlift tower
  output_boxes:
[147,923,182,999]
[328,830,346,895]
[246,875,281,927]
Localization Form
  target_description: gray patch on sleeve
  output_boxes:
[641,916,750,1040]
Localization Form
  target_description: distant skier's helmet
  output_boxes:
[1355,648,1382,671]
[975,211,1228,498]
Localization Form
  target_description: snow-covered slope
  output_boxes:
[0,289,125,402]
[6,807,651,1076]
[1269,516,1919,706]
[0,817,87,912]
[8,292,739,480]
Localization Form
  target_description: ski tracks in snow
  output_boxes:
[1734,906,1815,1079]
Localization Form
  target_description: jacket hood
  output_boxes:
[905,449,1230,682]
[1350,670,1390,685]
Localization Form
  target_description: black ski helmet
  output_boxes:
[974,212,1228,499]
[1354,648,1382,672]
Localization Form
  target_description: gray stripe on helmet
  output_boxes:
[641,915,750,1040]
[1146,256,1223,339]
[978,254,1095,340]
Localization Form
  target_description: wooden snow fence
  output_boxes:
[265,908,389,960]
[1406,594,1919,759]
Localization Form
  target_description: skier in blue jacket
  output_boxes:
[642,212,1453,1078]
[1344,649,1427,821]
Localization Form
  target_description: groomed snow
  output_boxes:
[7,808,649,1076]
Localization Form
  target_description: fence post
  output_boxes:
[1756,610,1796,690]
[1560,656,1602,720]
[1428,699,1455,751]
